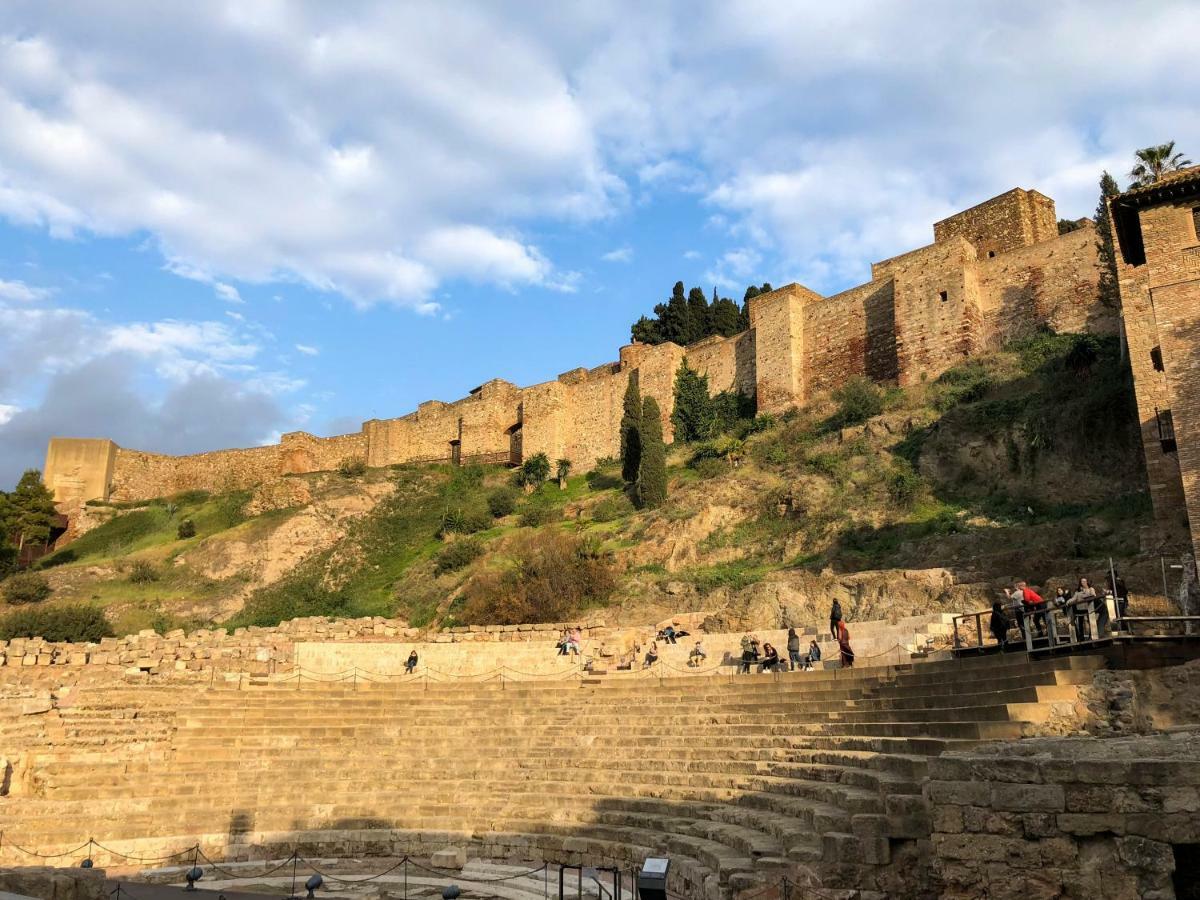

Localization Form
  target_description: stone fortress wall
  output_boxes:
[43,187,1109,518]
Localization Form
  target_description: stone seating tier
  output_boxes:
[0,652,1102,899]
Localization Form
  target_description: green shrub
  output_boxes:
[486,487,519,518]
[231,579,350,629]
[585,470,623,491]
[439,504,492,536]
[462,531,615,625]
[128,560,160,584]
[177,519,197,539]
[829,376,883,427]
[932,360,993,411]
[337,457,368,478]
[0,545,16,579]
[434,538,484,575]
[805,451,848,481]
[886,463,924,508]
[520,503,563,528]
[591,494,634,522]
[0,604,113,642]
[2,571,53,605]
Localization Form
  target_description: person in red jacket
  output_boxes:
[1009,580,1046,639]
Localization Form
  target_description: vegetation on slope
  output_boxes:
[0,327,1151,640]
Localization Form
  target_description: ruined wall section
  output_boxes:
[976,223,1111,344]
[278,431,368,475]
[109,445,280,502]
[933,187,1057,258]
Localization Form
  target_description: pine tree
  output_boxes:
[671,360,713,442]
[9,470,57,552]
[1095,171,1121,309]
[710,296,743,336]
[630,315,662,344]
[637,396,668,508]
[620,375,642,484]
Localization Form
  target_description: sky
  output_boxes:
[1,1,1198,487]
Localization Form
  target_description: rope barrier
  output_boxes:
[89,839,198,863]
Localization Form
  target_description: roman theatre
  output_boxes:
[3,174,1200,899]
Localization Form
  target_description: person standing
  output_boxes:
[786,627,802,671]
[1011,581,1046,639]
[830,600,843,640]
[805,639,822,670]
[1070,577,1097,642]
[989,598,1011,649]
[836,620,855,668]
[739,633,755,674]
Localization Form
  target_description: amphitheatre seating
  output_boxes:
[0,650,1103,898]
[291,615,957,680]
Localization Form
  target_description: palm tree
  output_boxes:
[1129,142,1193,187]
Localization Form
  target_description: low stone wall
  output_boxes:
[0,615,609,680]
[927,731,1200,898]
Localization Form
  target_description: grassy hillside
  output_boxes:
[2,329,1154,639]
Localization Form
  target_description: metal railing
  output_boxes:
[953,600,1200,654]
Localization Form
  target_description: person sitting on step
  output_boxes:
[688,640,707,667]
[555,629,570,656]
[804,639,822,670]
[566,627,583,655]
[642,641,659,668]
[760,642,781,672]
[404,650,419,674]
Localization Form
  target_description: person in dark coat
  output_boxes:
[830,600,843,640]
[989,598,1011,649]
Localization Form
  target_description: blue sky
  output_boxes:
[1,1,1198,486]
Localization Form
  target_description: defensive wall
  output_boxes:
[43,187,1109,520]
[1111,167,1200,573]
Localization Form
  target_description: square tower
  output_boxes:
[1111,167,1200,566]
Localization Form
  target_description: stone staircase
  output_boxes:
[0,651,1104,898]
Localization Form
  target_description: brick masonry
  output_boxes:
[1110,168,1200,570]
[44,186,1113,521]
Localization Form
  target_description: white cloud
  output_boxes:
[295,343,319,356]
[0,8,616,309]
[213,282,243,304]
[601,245,633,263]
[0,278,51,302]
[0,403,17,425]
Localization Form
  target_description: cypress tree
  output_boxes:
[671,360,713,442]
[686,286,710,344]
[659,282,693,344]
[620,375,642,484]
[637,396,668,508]
[1095,171,1121,309]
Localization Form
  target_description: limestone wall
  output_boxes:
[927,732,1200,899]
[109,444,280,501]
[684,331,756,397]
